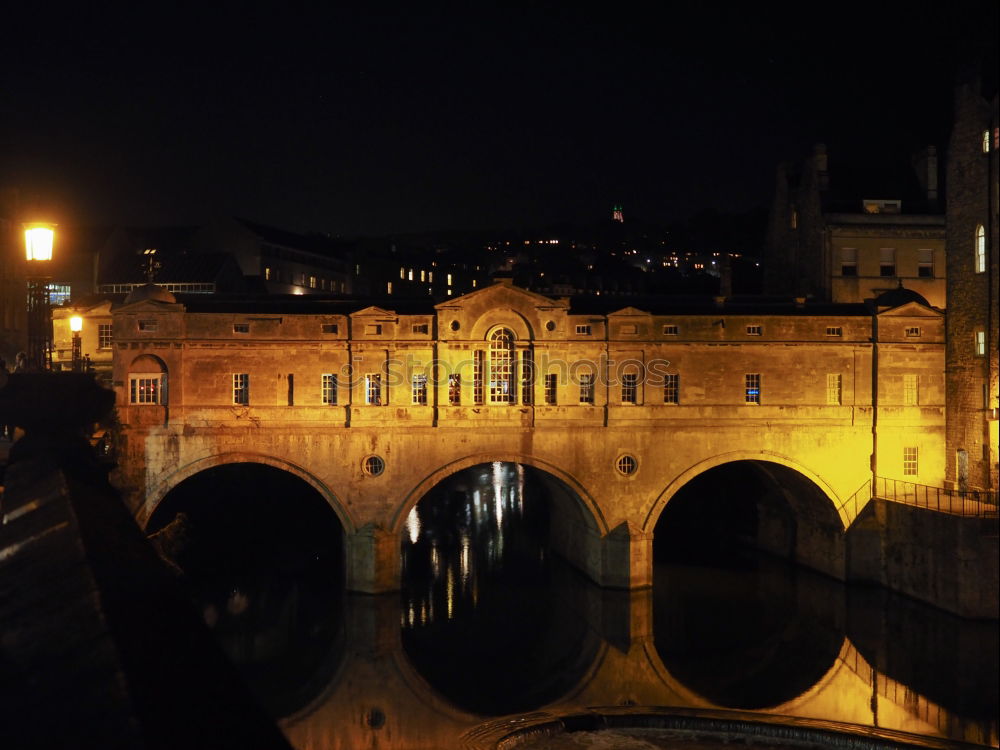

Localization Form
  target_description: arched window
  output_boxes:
[129,354,167,405]
[488,328,516,404]
[975,224,986,273]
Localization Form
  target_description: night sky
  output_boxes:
[2,2,996,237]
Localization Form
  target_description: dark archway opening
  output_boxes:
[400,462,599,717]
[652,461,844,709]
[147,463,346,719]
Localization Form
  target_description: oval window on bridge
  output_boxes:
[363,455,385,477]
[616,454,638,476]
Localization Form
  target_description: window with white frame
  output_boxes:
[903,446,918,476]
[448,373,461,405]
[879,247,895,277]
[746,325,762,336]
[575,324,591,335]
[130,374,162,404]
[975,225,986,273]
[233,373,250,405]
[663,373,679,404]
[544,373,557,405]
[903,374,918,405]
[98,323,113,349]
[663,324,679,336]
[365,373,382,405]
[745,373,761,404]
[840,247,857,276]
[621,372,638,404]
[473,350,485,404]
[322,373,338,405]
[917,248,934,278]
[579,372,594,404]
[975,330,986,356]
[826,326,843,337]
[905,326,921,338]
[411,374,428,405]
[826,373,842,405]
[489,328,516,404]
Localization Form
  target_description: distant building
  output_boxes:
[765,144,946,307]
[945,80,999,492]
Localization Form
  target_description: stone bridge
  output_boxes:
[110,281,946,593]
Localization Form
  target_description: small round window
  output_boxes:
[616,454,638,476]
[545,320,556,331]
[363,455,385,477]
[450,320,460,332]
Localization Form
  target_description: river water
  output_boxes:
[164,461,998,749]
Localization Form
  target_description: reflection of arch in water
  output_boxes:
[647,453,847,579]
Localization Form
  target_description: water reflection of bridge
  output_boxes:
[277,585,997,750]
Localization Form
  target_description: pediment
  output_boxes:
[607,306,650,317]
[350,305,398,319]
[877,301,942,318]
[113,298,183,314]
[435,281,566,312]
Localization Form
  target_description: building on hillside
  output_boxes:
[945,80,999,492]
[764,144,946,308]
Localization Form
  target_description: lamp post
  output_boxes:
[70,315,83,372]
[24,223,56,371]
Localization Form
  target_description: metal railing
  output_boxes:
[873,477,998,518]
[836,479,872,527]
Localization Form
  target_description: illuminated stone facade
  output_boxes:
[111,280,946,593]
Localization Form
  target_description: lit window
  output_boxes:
[411,374,428,405]
[322,373,338,405]
[917,248,934,278]
[544,373,557,405]
[903,374,918,405]
[579,372,594,404]
[840,248,857,276]
[448,373,461,405]
[879,248,895,277]
[473,350,485,405]
[408,269,414,281]
[984,130,992,154]
[575,324,592,335]
[98,323,113,349]
[826,373,842,405]
[521,349,535,405]
[663,373,679,404]
[826,326,843,337]
[309,275,317,288]
[621,372,638,404]
[447,273,453,286]
[138,319,158,332]
[400,267,405,279]
[975,225,986,273]
[264,267,272,281]
[663,324,679,336]
[489,328,516,404]
[905,327,921,338]
[387,281,393,294]
[903,446,918,476]
[745,373,761,404]
[746,325,762,336]
[233,373,250,405]
[365,373,382,405]
[975,330,986,356]
[233,322,249,334]
[420,270,426,282]
[130,374,162,404]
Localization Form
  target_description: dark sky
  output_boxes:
[1,2,996,237]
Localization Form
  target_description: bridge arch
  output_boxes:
[644,450,845,533]
[142,451,357,534]
[393,452,607,536]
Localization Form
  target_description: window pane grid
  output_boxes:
[903,447,918,476]
[130,376,160,404]
[826,373,842,405]
[233,373,249,405]
[412,374,428,405]
[621,373,638,404]
[489,329,515,404]
[322,373,338,405]
[98,323,113,349]
[366,374,382,405]
[745,373,761,404]
[544,373,557,405]
[473,350,485,404]
[663,373,679,404]
[449,374,461,405]
[579,373,594,404]
[903,374,918,405]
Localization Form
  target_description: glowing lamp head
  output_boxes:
[70,315,83,333]
[24,224,55,262]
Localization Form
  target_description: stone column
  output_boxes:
[346,523,401,593]
[601,521,653,590]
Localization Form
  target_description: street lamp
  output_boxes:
[24,222,56,371]
[70,315,83,372]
